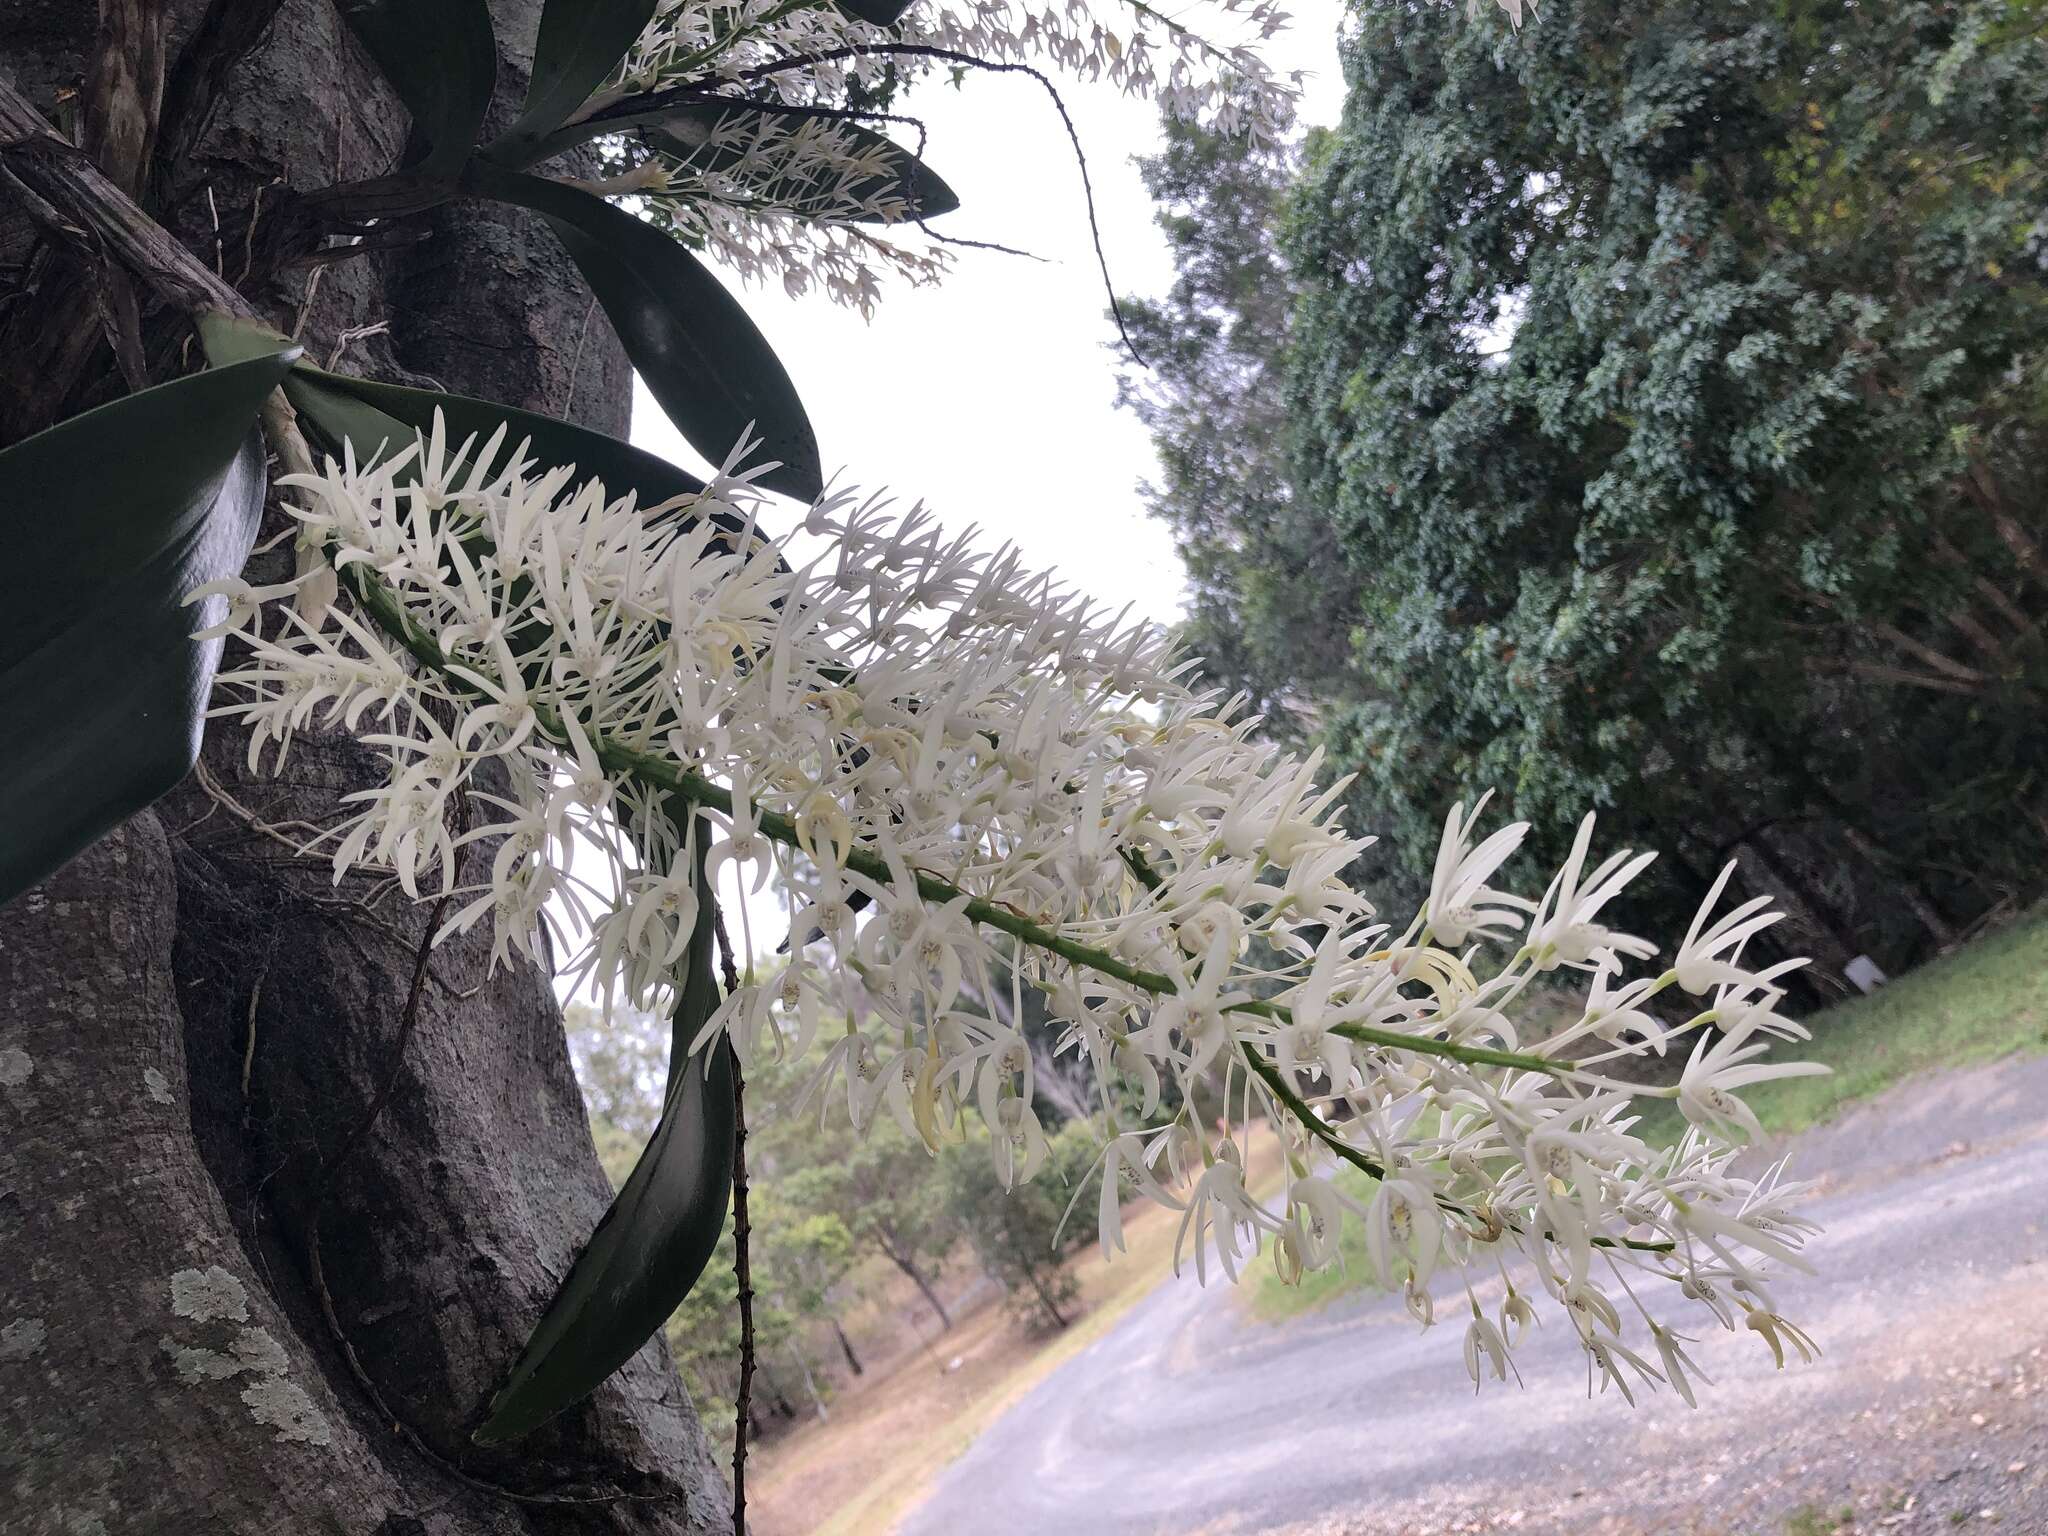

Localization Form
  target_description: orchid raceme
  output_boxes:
[536,0,1547,310]
[580,0,1320,308]
[201,416,1828,1402]
[618,0,1303,144]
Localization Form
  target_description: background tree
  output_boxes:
[937,1120,1099,1329]
[657,1193,858,1442]
[575,1009,864,1434]
[1129,0,2048,988]
[1115,106,1432,919]
[777,1106,962,1332]
[571,1000,672,1179]
[1115,105,1347,737]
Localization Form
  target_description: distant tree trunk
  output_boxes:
[1739,832,1861,978]
[1835,822,1957,951]
[1025,1031,1097,1123]
[788,1343,828,1418]
[0,4,729,1529]
[831,1317,864,1376]
[1024,1268,1068,1329]
[875,1230,951,1331]
[752,1366,796,1420]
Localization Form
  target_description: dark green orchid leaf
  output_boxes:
[473,851,734,1445]
[488,0,660,165]
[644,103,959,224]
[514,96,961,224]
[469,164,824,503]
[282,362,711,509]
[0,345,300,905]
[835,0,917,25]
[337,0,497,178]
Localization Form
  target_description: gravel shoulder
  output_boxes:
[898,1056,2048,1536]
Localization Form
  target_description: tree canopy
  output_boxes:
[1131,0,2048,982]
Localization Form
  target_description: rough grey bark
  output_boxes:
[0,3,730,1531]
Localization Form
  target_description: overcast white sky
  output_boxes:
[630,1,1352,634]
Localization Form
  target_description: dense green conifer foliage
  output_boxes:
[1127,0,2048,980]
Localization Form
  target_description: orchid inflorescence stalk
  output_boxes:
[200,413,1827,1406]
[581,0,1313,311]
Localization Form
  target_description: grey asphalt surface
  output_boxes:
[900,1056,2048,1536]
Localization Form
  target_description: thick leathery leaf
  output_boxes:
[283,362,709,507]
[0,347,299,904]
[489,0,660,164]
[473,855,734,1445]
[338,0,497,177]
[470,164,824,502]
[835,0,917,24]
[644,104,960,223]
[516,97,961,223]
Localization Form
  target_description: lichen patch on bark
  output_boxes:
[162,1338,246,1385]
[160,1323,332,1446]
[168,1266,249,1323]
[230,1326,289,1378]
[239,1375,333,1446]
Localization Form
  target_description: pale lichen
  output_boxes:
[0,1317,48,1361]
[169,1266,249,1324]
[232,1326,290,1377]
[0,1046,33,1088]
[240,1375,333,1446]
[162,1338,244,1386]
[159,1309,333,1448]
[161,1326,290,1386]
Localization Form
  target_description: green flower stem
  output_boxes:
[348,564,1674,1255]
[348,566,1583,1086]
[1237,1043,1387,1181]
[655,0,838,85]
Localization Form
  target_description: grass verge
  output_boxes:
[1243,912,2048,1323]
[1630,908,2048,1146]
[1242,1163,1381,1323]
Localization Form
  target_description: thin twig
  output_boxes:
[561,295,598,418]
[729,1054,755,1536]
[189,759,332,854]
[240,964,266,1100]
[711,900,753,1535]
[732,46,1146,363]
[712,901,743,996]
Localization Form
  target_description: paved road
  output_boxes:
[901,1058,2048,1536]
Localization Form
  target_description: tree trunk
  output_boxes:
[1023,1268,1067,1330]
[875,1234,950,1332]
[787,1343,827,1419]
[750,1366,795,1421]
[0,4,730,1531]
[830,1317,862,1377]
